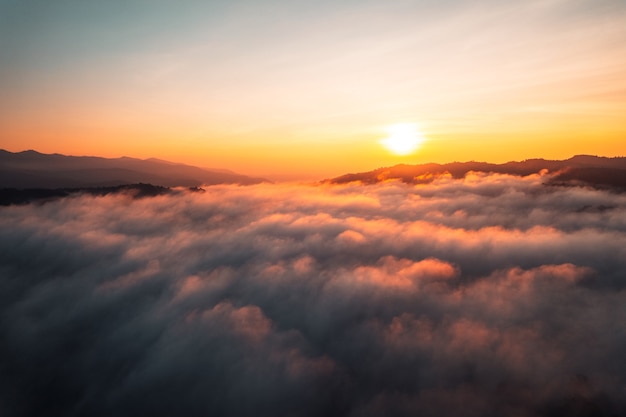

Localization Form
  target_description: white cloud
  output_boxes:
[1,176,625,416]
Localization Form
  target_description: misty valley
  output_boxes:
[1,169,625,416]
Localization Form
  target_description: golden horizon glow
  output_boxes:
[1,1,625,179]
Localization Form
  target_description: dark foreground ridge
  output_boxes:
[327,155,626,191]
[0,149,268,188]
[0,183,172,206]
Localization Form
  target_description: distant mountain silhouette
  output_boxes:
[0,183,174,206]
[327,155,626,190]
[0,150,268,188]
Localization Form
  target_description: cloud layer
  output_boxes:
[1,174,625,416]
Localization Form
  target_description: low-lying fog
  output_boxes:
[2,173,625,417]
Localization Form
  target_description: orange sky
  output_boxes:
[1,0,625,180]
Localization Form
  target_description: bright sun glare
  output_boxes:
[380,123,426,155]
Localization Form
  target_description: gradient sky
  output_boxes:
[1,0,625,180]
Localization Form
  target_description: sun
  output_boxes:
[380,123,426,155]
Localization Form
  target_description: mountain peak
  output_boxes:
[326,155,626,190]
[0,149,268,188]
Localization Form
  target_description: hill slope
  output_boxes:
[0,150,267,188]
[327,155,626,190]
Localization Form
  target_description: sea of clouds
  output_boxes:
[1,172,625,417]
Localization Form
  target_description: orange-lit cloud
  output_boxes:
[1,174,625,415]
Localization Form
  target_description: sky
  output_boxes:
[1,0,625,180]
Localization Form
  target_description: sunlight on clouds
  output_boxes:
[2,174,626,415]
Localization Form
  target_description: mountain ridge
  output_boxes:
[0,149,268,188]
[326,155,626,190]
